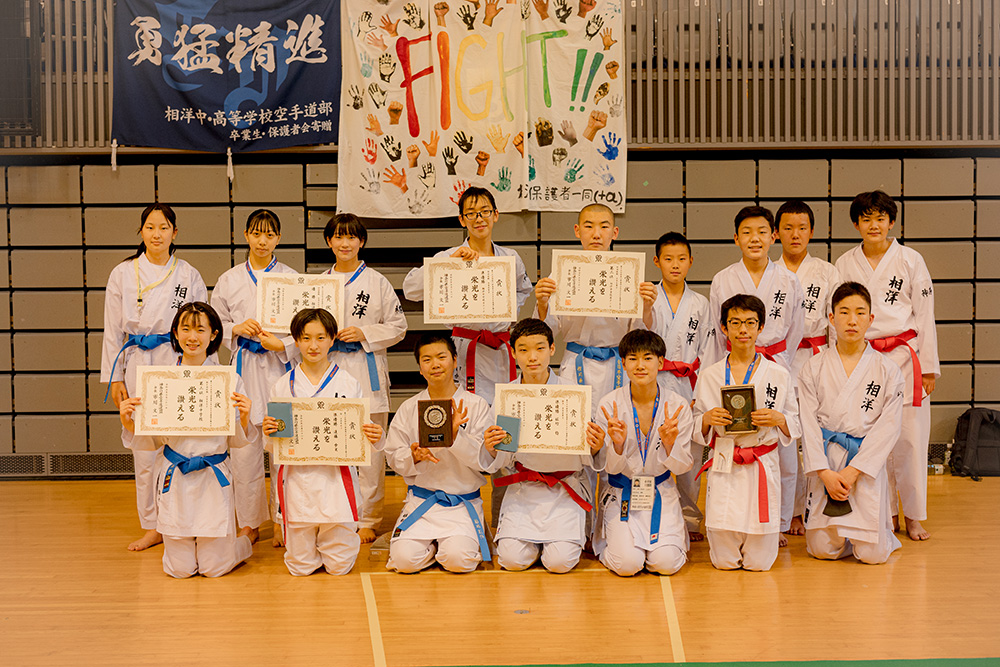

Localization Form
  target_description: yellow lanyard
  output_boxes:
[134,255,178,309]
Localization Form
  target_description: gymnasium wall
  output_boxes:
[1,155,998,476]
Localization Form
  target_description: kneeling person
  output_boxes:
[594,330,695,576]
[800,282,904,564]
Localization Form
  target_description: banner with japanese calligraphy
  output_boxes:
[336,0,626,218]
[113,0,340,152]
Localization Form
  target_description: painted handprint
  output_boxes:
[534,118,554,146]
[564,158,584,183]
[601,27,617,50]
[528,154,536,181]
[422,130,440,156]
[458,4,478,29]
[366,114,383,136]
[578,0,596,18]
[360,167,381,194]
[585,14,604,40]
[453,131,474,153]
[383,165,408,193]
[380,14,400,36]
[491,166,511,192]
[366,32,387,51]
[442,146,459,175]
[594,164,615,186]
[360,52,374,78]
[532,0,549,19]
[558,120,577,146]
[403,3,426,29]
[381,135,402,161]
[450,179,470,205]
[357,11,376,36]
[408,187,432,214]
[483,0,503,27]
[608,94,624,118]
[554,0,571,22]
[368,83,387,108]
[379,54,396,83]
[487,124,510,153]
[520,0,531,20]
[362,138,378,165]
[418,162,437,188]
[475,150,490,176]
[348,85,364,110]
[593,82,609,105]
[598,132,621,160]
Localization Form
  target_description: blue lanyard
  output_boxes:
[661,283,678,320]
[245,256,277,285]
[344,262,366,286]
[725,353,759,385]
[632,388,660,467]
[290,363,338,398]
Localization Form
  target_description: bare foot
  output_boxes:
[358,527,377,544]
[905,518,931,541]
[784,515,805,536]
[242,527,259,544]
[128,529,162,552]
[272,524,285,548]
[892,515,901,532]
[779,533,789,547]
[688,530,705,542]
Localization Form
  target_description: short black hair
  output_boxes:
[124,203,177,262]
[831,281,872,310]
[245,208,281,235]
[290,308,338,340]
[457,186,497,215]
[720,294,767,329]
[618,329,666,359]
[775,200,815,230]
[510,318,554,347]
[850,190,898,223]
[414,331,457,362]
[734,206,775,233]
[170,302,223,356]
[655,231,692,256]
[323,213,369,247]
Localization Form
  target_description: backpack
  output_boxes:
[951,408,1000,479]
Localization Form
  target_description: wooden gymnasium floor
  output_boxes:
[2,473,998,667]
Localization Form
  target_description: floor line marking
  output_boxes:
[660,576,686,663]
[361,572,387,667]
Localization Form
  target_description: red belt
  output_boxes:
[494,461,593,512]
[726,339,787,362]
[869,329,922,407]
[696,438,778,524]
[277,464,358,538]
[660,357,700,390]
[798,335,827,356]
[452,327,517,393]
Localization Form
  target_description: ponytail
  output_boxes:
[123,204,178,262]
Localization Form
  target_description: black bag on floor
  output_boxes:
[952,408,1000,478]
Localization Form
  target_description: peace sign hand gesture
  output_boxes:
[657,404,685,456]
[600,401,628,454]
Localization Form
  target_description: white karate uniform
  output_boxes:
[780,253,841,528]
[383,388,492,573]
[650,283,715,533]
[693,356,800,571]
[836,239,939,521]
[212,259,297,530]
[482,372,603,573]
[594,385,695,576]
[131,361,253,578]
[269,364,365,576]
[403,242,532,405]
[799,344,904,564]
[101,254,207,530]
[326,263,407,531]
[708,259,805,531]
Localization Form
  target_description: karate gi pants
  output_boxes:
[496,539,582,574]
[162,533,253,578]
[389,536,481,574]
[284,522,361,576]
[707,529,779,571]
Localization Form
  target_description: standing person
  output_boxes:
[708,206,805,544]
[799,282,904,564]
[324,213,407,543]
[102,204,207,552]
[118,302,254,577]
[835,191,939,541]
[212,209,297,545]
[402,186,532,405]
[693,295,800,571]
[645,232,714,541]
[775,200,841,538]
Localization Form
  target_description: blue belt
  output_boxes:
[566,341,624,389]
[332,340,381,392]
[397,485,490,562]
[161,445,230,494]
[608,471,672,545]
[235,335,267,376]
[822,428,863,467]
[104,333,172,402]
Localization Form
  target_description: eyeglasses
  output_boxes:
[462,209,495,221]
[726,318,759,330]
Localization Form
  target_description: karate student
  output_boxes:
[102,204,207,552]
[708,206,805,544]
[594,330,695,576]
[693,295,800,571]
[211,209,297,546]
[776,200,841,538]
[835,191,939,541]
[402,186,532,405]
[324,213,407,543]
[262,309,384,576]
[799,282,904,564]
[481,318,607,573]
[383,332,493,574]
[118,302,254,578]
[645,231,714,541]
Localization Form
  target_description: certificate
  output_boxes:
[493,383,592,455]
[256,273,345,333]
[135,366,237,436]
[271,397,371,466]
[549,249,645,318]
[422,255,518,323]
